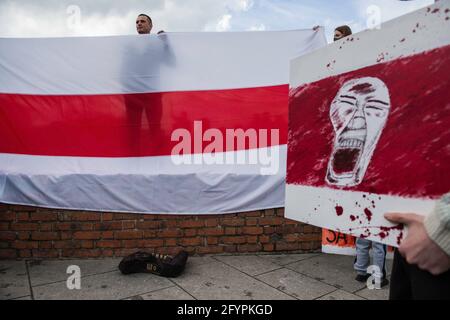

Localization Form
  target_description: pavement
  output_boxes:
[0,253,392,300]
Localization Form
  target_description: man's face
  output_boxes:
[136,15,152,34]
[326,77,391,187]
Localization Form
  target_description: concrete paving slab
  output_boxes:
[317,289,365,300]
[11,295,33,300]
[0,261,30,300]
[33,271,173,300]
[172,261,294,300]
[126,286,195,300]
[258,253,320,266]
[286,254,367,293]
[28,258,122,287]
[256,268,336,300]
[354,283,390,300]
[214,255,281,276]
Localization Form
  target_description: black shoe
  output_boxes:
[380,277,389,288]
[355,274,371,282]
[119,251,188,278]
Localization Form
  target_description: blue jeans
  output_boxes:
[354,238,387,278]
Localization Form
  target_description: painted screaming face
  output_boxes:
[326,77,391,187]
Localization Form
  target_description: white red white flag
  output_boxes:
[0,30,326,214]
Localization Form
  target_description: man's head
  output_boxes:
[136,14,153,34]
[334,25,352,42]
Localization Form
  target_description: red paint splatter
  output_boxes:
[413,29,416,33]
[363,195,367,198]
[364,208,373,222]
[326,63,331,68]
[427,7,431,13]
[432,8,440,13]
[350,215,357,221]
[446,17,449,21]
[445,9,449,13]
[397,232,404,246]
[400,38,406,42]
[378,232,387,239]
[416,23,420,28]
[377,53,386,63]
[335,206,344,216]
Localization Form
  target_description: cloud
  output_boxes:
[216,14,233,32]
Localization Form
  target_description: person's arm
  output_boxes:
[385,193,450,275]
[424,193,450,256]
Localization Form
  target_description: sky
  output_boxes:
[0,0,435,42]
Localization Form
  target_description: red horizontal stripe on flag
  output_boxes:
[287,45,450,199]
[0,85,288,157]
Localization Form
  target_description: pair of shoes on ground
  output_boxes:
[119,250,188,278]
[355,273,389,288]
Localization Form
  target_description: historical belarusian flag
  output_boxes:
[286,2,450,247]
[0,29,326,214]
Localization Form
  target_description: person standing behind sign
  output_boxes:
[385,193,450,300]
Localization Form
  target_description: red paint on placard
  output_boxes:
[364,209,373,222]
[287,45,450,199]
[335,206,344,216]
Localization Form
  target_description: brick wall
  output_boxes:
[0,204,321,259]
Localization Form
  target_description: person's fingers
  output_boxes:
[384,212,421,224]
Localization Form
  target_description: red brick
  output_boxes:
[197,246,224,254]
[13,241,39,249]
[179,237,202,246]
[101,231,114,239]
[54,241,75,249]
[142,239,164,248]
[0,231,16,241]
[240,211,261,217]
[0,222,9,231]
[246,235,258,244]
[0,212,15,221]
[238,244,262,252]
[262,209,276,216]
[17,232,30,240]
[157,229,182,238]
[122,240,145,248]
[245,218,258,226]
[223,245,237,253]
[30,212,57,221]
[258,217,284,226]
[95,221,122,231]
[284,234,299,242]
[221,218,244,226]
[73,231,102,240]
[222,236,246,244]
[205,218,218,227]
[259,235,270,244]
[70,212,101,221]
[165,238,177,246]
[206,237,218,245]
[263,244,274,252]
[184,229,197,237]
[276,242,300,251]
[163,220,178,228]
[242,226,263,235]
[136,221,162,229]
[0,249,17,259]
[224,227,236,235]
[143,230,157,238]
[277,208,285,216]
[81,241,94,249]
[114,248,141,257]
[60,232,73,240]
[19,250,32,258]
[32,249,59,258]
[198,228,224,236]
[122,221,136,230]
[72,249,101,258]
[96,240,122,248]
[263,226,275,234]
[101,213,114,221]
[179,220,204,228]
[297,234,321,242]
[40,223,54,232]
[115,231,143,240]
[16,212,30,221]
[39,242,52,249]
[11,223,39,231]
[101,249,114,257]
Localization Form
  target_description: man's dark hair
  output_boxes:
[335,25,352,37]
[138,14,153,25]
